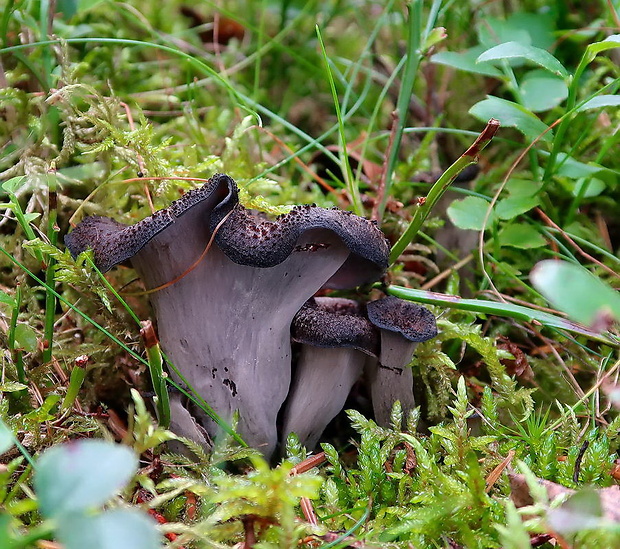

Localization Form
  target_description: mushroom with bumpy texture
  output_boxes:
[65,174,389,456]
[282,297,378,450]
[365,296,437,427]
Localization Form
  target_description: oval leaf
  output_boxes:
[530,260,620,329]
[520,71,568,112]
[431,47,502,77]
[577,95,620,112]
[14,324,38,353]
[0,176,27,195]
[477,41,568,78]
[499,224,546,249]
[35,440,138,519]
[447,196,495,231]
[495,195,540,220]
[56,509,161,549]
[470,96,551,142]
[0,290,15,306]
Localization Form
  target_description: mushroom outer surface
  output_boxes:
[64,174,391,456]
[366,296,437,343]
[283,296,378,449]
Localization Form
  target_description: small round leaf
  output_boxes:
[56,509,161,549]
[35,440,138,518]
[447,196,495,231]
[531,260,620,329]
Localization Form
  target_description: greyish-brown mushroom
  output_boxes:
[65,173,389,456]
[365,296,437,427]
[282,297,378,450]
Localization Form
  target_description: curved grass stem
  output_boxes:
[389,118,500,265]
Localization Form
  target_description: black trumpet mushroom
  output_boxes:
[282,297,378,449]
[65,173,390,456]
[365,296,438,426]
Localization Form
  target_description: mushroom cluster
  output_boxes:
[65,174,437,456]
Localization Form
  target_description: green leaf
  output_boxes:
[477,17,532,49]
[431,46,502,77]
[495,195,540,220]
[499,224,546,249]
[0,290,15,306]
[0,176,26,195]
[14,323,38,352]
[447,196,495,231]
[57,0,105,19]
[555,153,607,179]
[584,34,620,64]
[569,178,606,198]
[504,12,555,50]
[530,260,620,328]
[477,13,555,50]
[577,95,620,111]
[35,440,138,519]
[469,97,551,142]
[56,509,161,549]
[519,70,568,112]
[505,178,540,197]
[23,213,41,223]
[0,419,14,454]
[477,41,568,78]
[0,381,28,392]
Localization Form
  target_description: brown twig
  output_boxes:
[485,449,515,492]
[463,117,501,159]
[290,452,327,527]
[121,208,234,296]
[241,516,257,549]
[421,254,473,290]
[573,439,590,484]
[290,452,327,475]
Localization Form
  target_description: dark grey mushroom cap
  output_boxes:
[64,173,389,288]
[292,297,378,356]
[366,296,437,342]
[64,173,233,273]
[284,296,375,449]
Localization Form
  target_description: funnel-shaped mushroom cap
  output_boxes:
[283,297,377,449]
[292,297,378,354]
[367,296,438,344]
[365,296,437,426]
[65,174,389,285]
[65,174,389,456]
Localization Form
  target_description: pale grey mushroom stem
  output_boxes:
[131,229,350,456]
[284,346,366,450]
[282,297,377,449]
[366,296,437,427]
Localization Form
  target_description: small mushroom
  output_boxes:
[365,296,437,426]
[65,174,389,456]
[282,297,378,450]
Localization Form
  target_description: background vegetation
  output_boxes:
[1,0,619,547]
